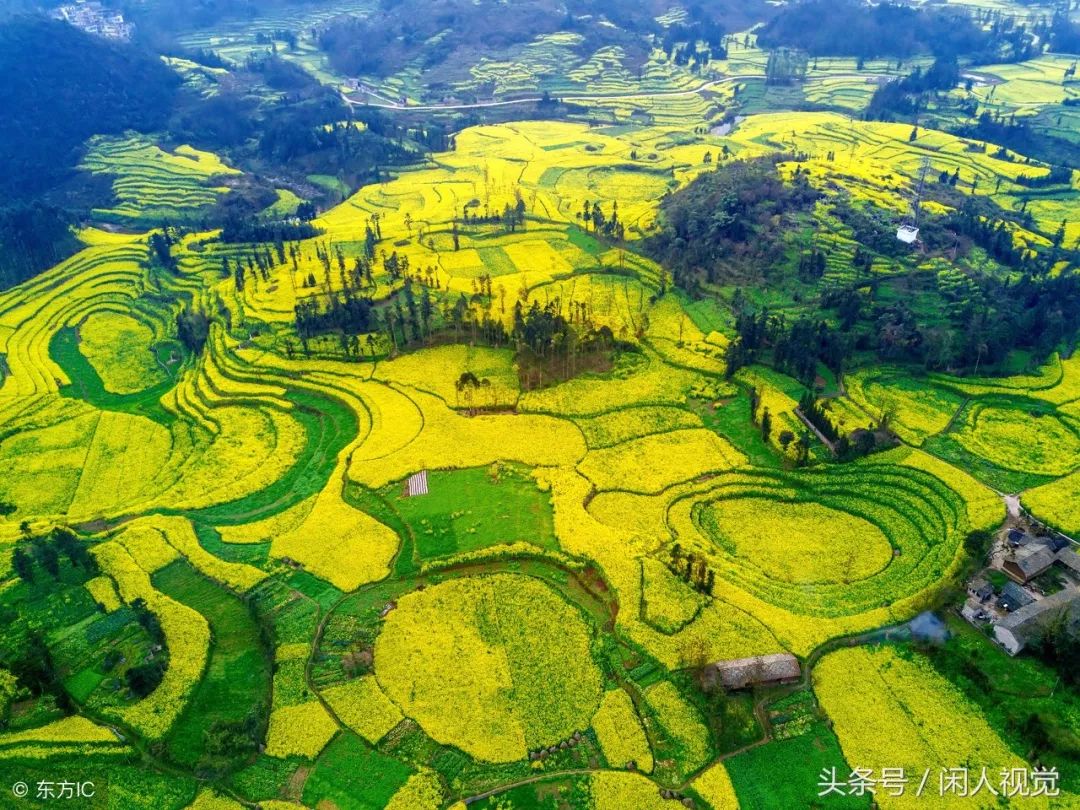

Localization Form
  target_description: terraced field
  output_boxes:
[3,24,1080,806]
[80,135,240,225]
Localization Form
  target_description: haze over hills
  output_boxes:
[0,0,1079,808]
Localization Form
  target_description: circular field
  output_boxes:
[954,404,1080,476]
[697,498,893,585]
[666,461,974,618]
[373,573,603,763]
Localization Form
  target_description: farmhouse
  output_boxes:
[1003,545,1057,584]
[994,587,1080,655]
[1055,549,1080,576]
[968,579,994,602]
[997,581,1035,612]
[709,653,801,690]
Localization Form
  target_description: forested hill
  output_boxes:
[757,0,1039,62]
[318,0,772,81]
[0,16,178,200]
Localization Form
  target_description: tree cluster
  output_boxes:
[725,308,850,384]
[645,155,820,290]
[668,544,715,596]
[759,0,1036,63]
[11,528,98,586]
[865,56,962,119]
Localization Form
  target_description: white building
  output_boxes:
[994,587,1079,655]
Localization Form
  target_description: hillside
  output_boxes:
[0,1,1079,808]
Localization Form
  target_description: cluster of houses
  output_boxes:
[51,0,133,41]
[965,528,1080,655]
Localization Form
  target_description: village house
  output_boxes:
[1003,545,1058,584]
[994,587,1080,655]
[708,653,801,690]
[1002,533,1080,585]
[968,578,994,602]
[997,581,1035,612]
[51,0,133,41]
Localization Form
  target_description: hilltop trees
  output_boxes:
[759,0,1035,63]
[645,155,819,290]
[0,17,178,202]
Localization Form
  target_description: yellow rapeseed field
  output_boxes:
[374,573,602,762]
[699,498,893,585]
[815,646,1064,810]
[642,681,711,773]
[91,540,209,739]
[384,770,445,810]
[591,689,654,772]
[78,311,166,394]
[269,481,399,591]
[693,761,740,809]
[577,428,745,494]
[321,676,404,743]
[265,701,339,759]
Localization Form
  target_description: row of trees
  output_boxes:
[577,200,624,240]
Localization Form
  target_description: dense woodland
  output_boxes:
[0,203,81,290]
[759,0,1042,63]
[644,155,821,287]
[0,17,178,201]
[0,14,430,289]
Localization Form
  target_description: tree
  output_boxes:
[34,541,60,578]
[749,386,761,424]
[760,407,772,444]
[963,529,993,562]
[12,547,33,584]
[126,661,165,698]
[670,543,683,572]
[778,430,795,452]
[795,432,812,466]
[54,528,93,570]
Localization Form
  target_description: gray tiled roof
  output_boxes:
[712,653,800,688]
[997,587,1080,642]
[1007,546,1056,578]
